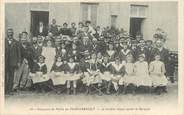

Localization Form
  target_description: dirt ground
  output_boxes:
[5,82,178,109]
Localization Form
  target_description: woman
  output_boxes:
[42,39,56,72]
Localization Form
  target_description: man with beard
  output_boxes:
[5,28,21,95]
[31,37,42,66]
[13,32,34,90]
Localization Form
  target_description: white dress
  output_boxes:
[42,47,56,72]
[123,63,138,86]
[149,61,168,86]
[134,61,152,86]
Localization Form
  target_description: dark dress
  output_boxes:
[51,62,64,72]
[59,28,72,36]
[49,24,59,36]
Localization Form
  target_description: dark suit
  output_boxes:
[5,38,21,94]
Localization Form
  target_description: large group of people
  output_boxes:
[5,19,175,96]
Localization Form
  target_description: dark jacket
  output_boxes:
[5,38,21,67]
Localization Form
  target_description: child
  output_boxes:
[110,57,125,95]
[65,56,80,95]
[149,54,168,95]
[83,53,102,95]
[30,55,49,93]
[104,43,116,62]
[60,41,67,59]
[122,54,137,94]
[99,56,112,94]
[50,56,66,86]
[120,40,131,61]
[134,54,152,93]
[68,43,79,62]
[96,52,103,64]
[42,39,56,72]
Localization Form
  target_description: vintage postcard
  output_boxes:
[0,0,183,115]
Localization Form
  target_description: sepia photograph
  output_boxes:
[1,0,183,115]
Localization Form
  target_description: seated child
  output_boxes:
[149,54,168,95]
[83,53,102,95]
[134,54,152,93]
[30,55,49,93]
[99,56,112,94]
[50,56,66,86]
[64,56,80,95]
[122,54,137,94]
[110,57,125,95]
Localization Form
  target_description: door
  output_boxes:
[31,11,49,37]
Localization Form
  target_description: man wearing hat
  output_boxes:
[5,28,21,94]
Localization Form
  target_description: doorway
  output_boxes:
[31,11,49,37]
[129,18,144,39]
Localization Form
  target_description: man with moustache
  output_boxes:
[5,28,21,95]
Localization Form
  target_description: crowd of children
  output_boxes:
[10,19,175,96]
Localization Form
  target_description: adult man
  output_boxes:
[14,32,33,90]
[5,28,21,94]
[70,22,77,37]
[49,19,59,36]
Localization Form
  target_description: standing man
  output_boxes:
[5,28,21,95]
[49,19,59,36]
[13,32,34,90]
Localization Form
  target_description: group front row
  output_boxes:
[29,53,168,95]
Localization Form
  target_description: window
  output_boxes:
[111,15,117,28]
[130,5,147,18]
[81,3,98,26]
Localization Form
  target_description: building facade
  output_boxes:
[5,2,178,51]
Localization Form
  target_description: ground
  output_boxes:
[4,82,178,114]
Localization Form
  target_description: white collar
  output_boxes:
[68,63,76,69]
[56,62,63,66]
[112,62,124,71]
[121,49,130,55]
[102,62,111,67]
[38,63,45,67]
[107,50,115,56]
